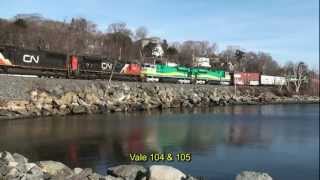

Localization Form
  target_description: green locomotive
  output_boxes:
[191,67,231,85]
[140,64,191,83]
[141,64,231,85]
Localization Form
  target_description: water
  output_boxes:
[0,104,318,180]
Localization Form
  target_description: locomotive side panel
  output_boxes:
[10,47,67,69]
[0,46,69,77]
[79,56,114,72]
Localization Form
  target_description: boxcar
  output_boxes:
[234,72,260,86]
[274,76,286,86]
[261,75,286,86]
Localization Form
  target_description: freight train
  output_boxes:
[0,45,292,86]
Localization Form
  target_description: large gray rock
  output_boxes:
[0,163,10,176]
[107,164,147,180]
[190,93,201,104]
[123,83,131,91]
[26,164,44,180]
[149,165,186,180]
[55,92,78,106]
[88,172,106,180]
[12,153,28,164]
[51,85,65,97]
[15,162,27,173]
[105,175,124,180]
[73,167,83,175]
[236,171,273,180]
[70,168,93,179]
[0,109,19,119]
[85,93,102,105]
[0,151,15,163]
[71,105,87,114]
[185,175,198,180]
[37,161,73,178]
[258,92,276,102]
[26,163,43,178]
[4,167,22,179]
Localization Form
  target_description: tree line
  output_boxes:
[0,14,318,95]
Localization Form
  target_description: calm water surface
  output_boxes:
[0,104,319,180]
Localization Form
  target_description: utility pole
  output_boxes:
[139,48,144,64]
[234,77,237,96]
[108,47,121,87]
[229,55,237,97]
[233,50,245,97]
[192,49,195,66]
[192,49,196,85]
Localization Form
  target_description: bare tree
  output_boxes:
[256,52,279,75]
[208,42,218,55]
[292,62,308,93]
[282,62,294,92]
[135,26,148,40]
[107,22,132,37]
[283,61,308,93]
[219,46,239,71]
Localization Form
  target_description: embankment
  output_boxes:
[0,75,319,120]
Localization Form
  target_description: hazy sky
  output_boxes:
[1,0,319,68]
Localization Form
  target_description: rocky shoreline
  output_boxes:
[0,76,319,120]
[0,151,273,180]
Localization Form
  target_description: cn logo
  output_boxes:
[23,54,40,63]
[101,62,113,70]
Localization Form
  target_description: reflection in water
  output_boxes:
[0,104,318,180]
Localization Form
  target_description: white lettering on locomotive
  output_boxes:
[23,54,40,63]
[101,62,113,70]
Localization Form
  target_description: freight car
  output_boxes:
[233,73,288,86]
[233,72,260,86]
[260,75,286,86]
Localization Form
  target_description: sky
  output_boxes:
[1,0,319,68]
